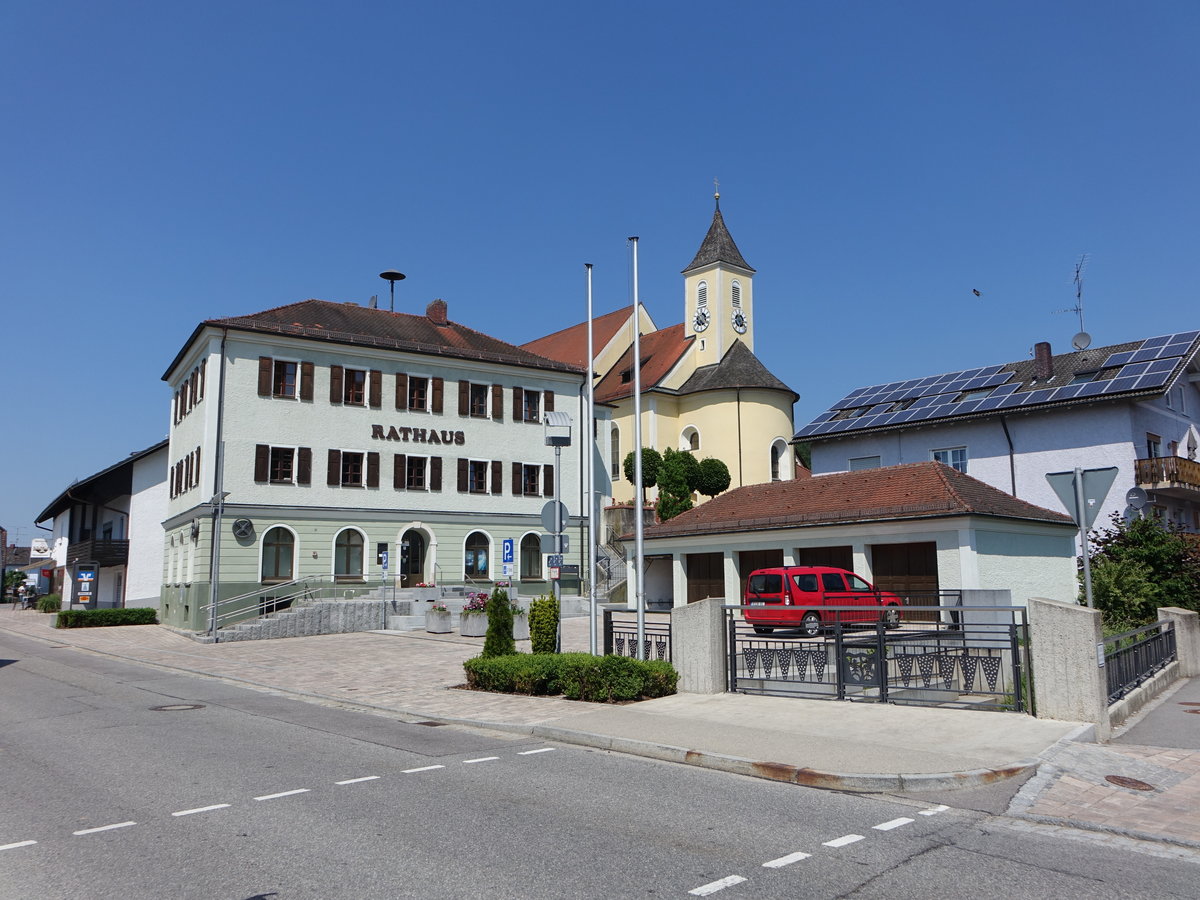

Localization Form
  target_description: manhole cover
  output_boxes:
[149,704,206,712]
[1105,775,1155,791]
[415,721,446,727]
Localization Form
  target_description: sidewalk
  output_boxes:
[2,605,1198,849]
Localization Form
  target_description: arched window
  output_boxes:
[334,528,365,582]
[770,440,790,481]
[731,280,741,308]
[610,424,621,479]
[261,527,295,583]
[681,427,700,452]
[520,533,542,580]
[465,531,490,579]
[697,281,707,309]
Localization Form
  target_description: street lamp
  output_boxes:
[544,411,572,651]
[378,270,406,312]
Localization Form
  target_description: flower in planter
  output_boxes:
[462,594,489,614]
[416,582,436,588]
[494,580,510,588]
[430,602,449,613]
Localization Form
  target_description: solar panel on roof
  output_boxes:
[1136,371,1172,390]
[1141,335,1171,348]
[1103,350,1134,367]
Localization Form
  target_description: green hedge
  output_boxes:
[55,607,158,629]
[463,652,677,703]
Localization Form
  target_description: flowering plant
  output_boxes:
[462,593,489,614]
[416,582,436,588]
[494,581,510,588]
[429,601,449,613]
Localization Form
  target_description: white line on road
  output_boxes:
[254,789,310,802]
[0,841,37,851]
[172,804,231,817]
[518,748,555,755]
[823,834,865,848]
[763,851,811,868]
[873,817,915,831]
[689,875,746,896]
[335,776,380,785]
[919,805,949,816]
[463,757,500,764]
[73,822,137,836]
[402,765,446,773]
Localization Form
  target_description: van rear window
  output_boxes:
[748,573,782,594]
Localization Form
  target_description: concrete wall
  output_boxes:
[127,445,167,607]
[1027,596,1109,740]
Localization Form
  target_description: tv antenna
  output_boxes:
[1054,253,1090,348]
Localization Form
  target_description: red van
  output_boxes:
[743,566,902,636]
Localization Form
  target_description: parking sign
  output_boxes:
[503,539,514,564]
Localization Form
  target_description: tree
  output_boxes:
[694,457,731,499]
[623,448,662,507]
[481,587,515,658]
[655,448,695,521]
[4,570,27,598]
[1085,512,1200,625]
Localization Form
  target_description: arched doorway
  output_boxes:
[400,529,426,585]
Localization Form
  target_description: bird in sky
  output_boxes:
[972,289,982,296]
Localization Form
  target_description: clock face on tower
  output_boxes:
[732,311,747,334]
[693,307,710,332]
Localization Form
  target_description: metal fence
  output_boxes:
[1104,620,1176,704]
[726,604,1031,713]
[603,609,672,662]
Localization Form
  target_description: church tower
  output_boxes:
[682,191,756,368]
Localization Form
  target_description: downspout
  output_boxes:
[1000,415,1017,496]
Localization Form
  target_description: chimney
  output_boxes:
[1034,341,1054,381]
[426,299,448,325]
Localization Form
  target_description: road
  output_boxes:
[1,631,1197,899]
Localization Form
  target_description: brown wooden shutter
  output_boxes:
[491,384,503,420]
[328,450,342,486]
[430,457,443,491]
[258,357,272,396]
[395,373,409,410]
[300,361,314,400]
[366,452,380,488]
[297,447,311,484]
[544,390,554,413]
[199,358,206,400]
[431,377,444,414]
[512,387,523,422]
[254,444,269,482]
[457,458,468,492]
[329,365,344,403]
[195,446,201,489]
[512,462,522,496]
[543,463,554,498]
[393,453,407,489]
[369,370,382,408]
[491,460,502,495]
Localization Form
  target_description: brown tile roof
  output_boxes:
[520,306,635,368]
[165,299,585,380]
[594,324,692,403]
[641,461,1074,538]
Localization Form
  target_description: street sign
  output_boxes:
[1046,467,1119,529]
[549,567,561,580]
[502,563,513,577]
[540,533,569,554]
[540,500,568,533]
[502,538,514,564]
[547,554,564,567]
[381,550,389,575]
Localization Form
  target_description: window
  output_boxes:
[334,530,365,581]
[261,527,295,583]
[770,441,788,480]
[697,281,707,309]
[409,376,429,411]
[523,464,540,496]
[932,447,967,473]
[1070,372,1097,385]
[273,361,298,398]
[821,572,846,591]
[681,427,699,452]
[469,460,489,493]
[520,534,542,580]
[344,368,366,405]
[731,280,741,308]
[470,383,489,417]
[259,357,312,400]
[849,456,881,471]
[406,456,427,490]
[610,425,620,479]
[523,390,541,423]
[1147,433,1162,459]
[342,452,364,486]
[269,447,294,483]
[465,531,489,578]
[958,388,993,402]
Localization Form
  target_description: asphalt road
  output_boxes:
[2,632,1198,900]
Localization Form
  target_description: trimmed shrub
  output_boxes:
[482,587,515,658]
[36,594,62,613]
[462,652,677,703]
[55,607,158,629]
[528,594,559,654]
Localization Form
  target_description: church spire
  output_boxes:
[682,188,754,274]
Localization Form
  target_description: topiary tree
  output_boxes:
[529,593,560,654]
[655,448,694,522]
[623,448,662,508]
[694,457,731,499]
[482,587,515,658]
[1086,512,1200,625]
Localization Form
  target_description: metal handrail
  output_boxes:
[200,573,372,631]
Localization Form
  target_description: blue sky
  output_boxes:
[2,1,1197,542]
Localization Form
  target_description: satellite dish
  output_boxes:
[1072,331,1092,350]
[1125,487,1148,509]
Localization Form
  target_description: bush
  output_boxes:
[1085,513,1200,624]
[482,588,515,658]
[462,652,677,703]
[55,607,158,629]
[528,594,559,653]
[36,594,62,613]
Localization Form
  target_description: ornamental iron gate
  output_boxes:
[726,604,1031,713]
[603,608,672,662]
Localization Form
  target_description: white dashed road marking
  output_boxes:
[335,776,380,785]
[402,765,445,774]
[823,834,865,848]
[254,789,310,802]
[762,851,811,868]
[874,817,914,831]
[919,805,949,816]
[689,875,747,896]
[463,756,500,764]
[0,841,37,851]
[518,748,555,755]
[172,804,230,817]
[73,822,137,836]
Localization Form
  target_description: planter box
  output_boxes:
[512,614,530,641]
[460,612,488,637]
[410,587,441,602]
[425,610,452,634]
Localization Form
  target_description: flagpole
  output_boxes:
[629,237,646,659]
[585,263,598,655]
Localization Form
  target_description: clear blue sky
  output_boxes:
[2,1,1197,543]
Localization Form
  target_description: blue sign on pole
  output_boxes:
[502,539,514,564]
[381,550,389,572]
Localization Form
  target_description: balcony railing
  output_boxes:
[66,539,129,567]
[1135,456,1200,494]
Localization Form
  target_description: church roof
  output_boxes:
[682,202,754,274]
[520,305,635,368]
[678,340,799,401]
[594,324,692,403]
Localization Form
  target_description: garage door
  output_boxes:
[686,553,724,604]
[870,542,939,621]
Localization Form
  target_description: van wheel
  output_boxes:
[753,625,774,635]
[800,612,822,638]
[884,607,900,629]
